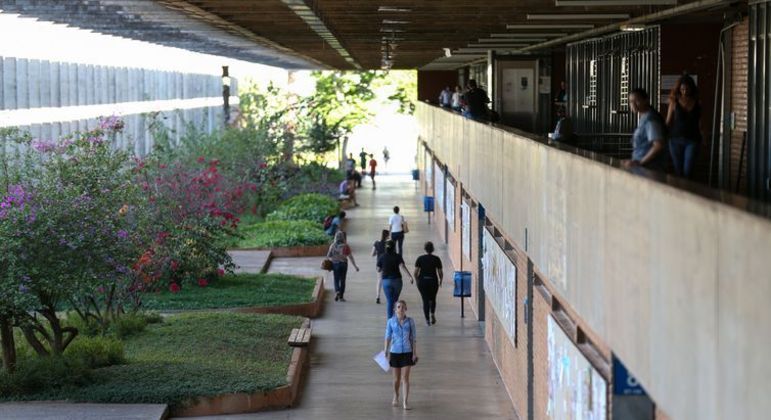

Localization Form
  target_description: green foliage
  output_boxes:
[64,336,125,368]
[109,314,149,339]
[0,355,92,397]
[230,220,330,249]
[6,313,303,409]
[142,273,316,310]
[267,193,339,223]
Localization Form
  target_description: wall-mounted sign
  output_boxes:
[434,162,444,213]
[612,355,646,396]
[446,178,455,231]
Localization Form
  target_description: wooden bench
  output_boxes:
[288,327,312,347]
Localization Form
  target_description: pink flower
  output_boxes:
[197,278,208,287]
[197,156,206,163]
[170,260,179,271]
[169,283,181,293]
[217,268,225,277]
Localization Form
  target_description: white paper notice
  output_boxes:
[374,351,390,372]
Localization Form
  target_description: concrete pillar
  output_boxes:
[2,57,15,110]
[28,59,41,108]
[85,64,95,106]
[67,63,77,107]
[16,58,29,109]
[38,60,50,108]
[47,61,59,108]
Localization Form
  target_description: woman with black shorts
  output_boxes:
[414,241,443,326]
[384,300,417,410]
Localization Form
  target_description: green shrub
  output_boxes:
[63,314,105,337]
[0,355,92,396]
[266,193,339,223]
[231,220,330,248]
[64,336,125,368]
[109,314,149,339]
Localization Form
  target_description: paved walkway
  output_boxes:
[182,174,517,419]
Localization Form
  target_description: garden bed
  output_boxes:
[9,313,305,413]
[228,220,330,250]
[141,273,317,311]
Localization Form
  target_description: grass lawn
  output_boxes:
[21,312,303,409]
[228,220,330,249]
[141,273,317,311]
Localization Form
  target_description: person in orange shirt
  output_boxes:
[368,154,378,190]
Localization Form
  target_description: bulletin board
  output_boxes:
[547,316,608,420]
[482,229,517,345]
[461,199,471,260]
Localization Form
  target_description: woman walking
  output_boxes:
[666,74,702,178]
[377,240,414,319]
[371,229,390,304]
[388,206,407,256]
[327,231,359,302]
[414,241,443,326]
[384,300,417,410]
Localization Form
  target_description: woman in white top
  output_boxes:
[451,85,462,111]
[388,206,406,256]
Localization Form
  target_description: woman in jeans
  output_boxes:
[327,231,359,302]
[666,74,702,178]
[413,241,443,326]
[377,240,414,318]
[371,229,390,304]
[384,300,417,410]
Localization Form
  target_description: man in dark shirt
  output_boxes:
[463,79,490,121]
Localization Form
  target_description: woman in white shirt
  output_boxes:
[388,206,406,256]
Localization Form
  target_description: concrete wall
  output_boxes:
[1,56,237,155]
[416,102,771,420]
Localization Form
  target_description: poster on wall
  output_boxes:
[481,229,517,344]
[434,162,444,213]
[461,200,471,261]
[425,154,433,193]
[446,178,455,231]
[547,316,608,420]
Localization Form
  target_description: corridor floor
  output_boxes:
[185,174,517,420]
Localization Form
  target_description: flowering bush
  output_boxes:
[133,155,243,293]
[0,123,148,366]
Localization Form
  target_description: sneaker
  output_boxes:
[334,293,339,302]
[431,314,436,325]
[426,319,431,326]
[339,296,346,302]
[376,297,381,304]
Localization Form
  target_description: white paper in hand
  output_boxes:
[373,351,390,372]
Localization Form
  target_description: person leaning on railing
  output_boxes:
[622,88,668,171]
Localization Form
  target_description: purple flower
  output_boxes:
[98,115,125,132]
[117,230,129,240]
[19,284,29,294]
[31,139,56,153]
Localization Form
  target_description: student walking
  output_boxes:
[368,154,377,190]
[666,74,702,178]
[414,241,444,326]
[327,231,359,302]
[384,300,417,410]
[371,229,390,304]
[388,206,407,256]
[377,240,414,319]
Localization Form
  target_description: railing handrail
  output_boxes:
[419,101,771,221]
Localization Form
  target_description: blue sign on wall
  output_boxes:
[612,355,647,396]
[423,196,435,212]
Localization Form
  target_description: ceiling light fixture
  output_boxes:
[505,24,594,29]
[383,19,409,24]
[526,14,630,20]
[620,24,647,31]
[443,48,452,57]
[478,38,547,43]
[556,0,675,5]
[380,28,405,32]
[378,6,411,12]
[468,43,529,48]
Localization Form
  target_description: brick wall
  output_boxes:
[730,18,749,193]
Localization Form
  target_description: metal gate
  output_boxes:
[749,0,771,201]
[567,27,660,158]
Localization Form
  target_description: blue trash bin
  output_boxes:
[453,271,472,297]
[411,169,420,181]
[423,196,435,212]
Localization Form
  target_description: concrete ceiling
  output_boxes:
[1,0,732,70]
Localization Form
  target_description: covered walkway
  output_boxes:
[187,174,516,419]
